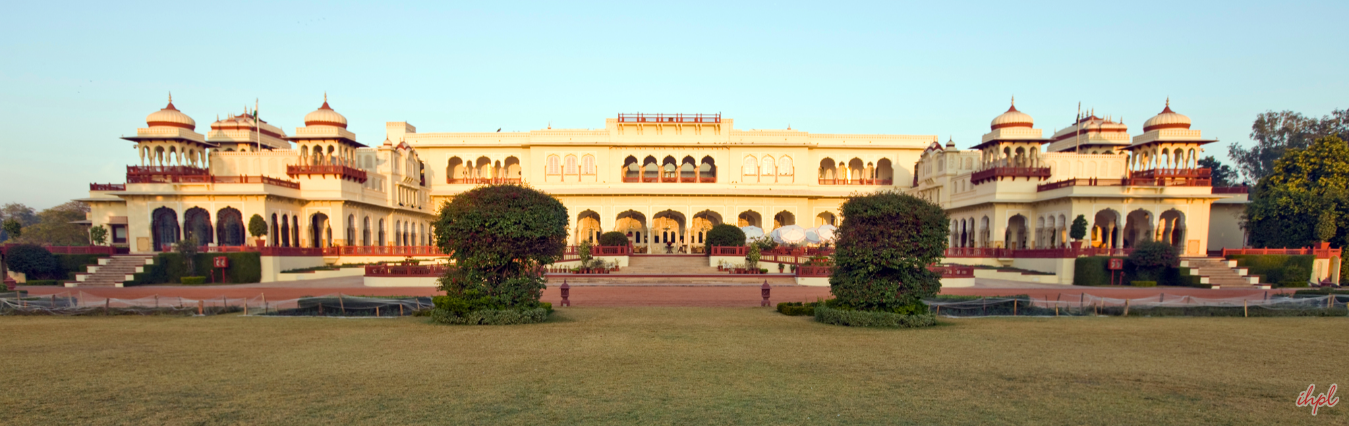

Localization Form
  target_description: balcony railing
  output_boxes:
[287,165,368,183]
[323,246,445,256]
[943,247,1133,258]
[364,264,452,277]
[1223,244,1342,259]
[971,167,1052,185]
[126,165,210,183]
[617,113,720,123]
[621,174,716,183]
[90,183,126,191]
[1212,186,1249,194]
[817,178,894,186]
[794,264,974,278]
[168,175,301,189]
[1124,168,1211,187]
[1036,178,1124,192]
[446,178,523,185]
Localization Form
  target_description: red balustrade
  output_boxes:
[710,246,747,256]
[817,178,894,186]
[259,247,324,256]
[1223,244,1342,259]
[287,164,368,183]
[1212,186,1249,194]
[364,264,451,277]
[89,183,126,191]
[323,246,444,256]
[943,247,1132,258]
[971,167,1053,185]
[447,178,523,185]
[617,113,720,123]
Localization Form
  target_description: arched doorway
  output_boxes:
[816,212,836,227]
[773,211,795,229]
[1159,209,1187,252]
[615,210,647,252]
[216,207,245,246]
[310,213,330,248]
[737,210,762,228]
[1005,214,1028,249]
[151,207,180,252]
[691,210,723,252]
[1092,209,1120,249]
[1123,209,1153,248]
[270,213,279,247]
[577,210,601,245]
[183,207,213,246]
[652,210,687,253]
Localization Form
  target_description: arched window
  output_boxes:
[581,155,596,175]
[546,155,561,175]
[742,156,758,176]
[564,155,578,175]
[761,156,776,178]
[777,156,793,175]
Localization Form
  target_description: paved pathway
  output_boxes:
[17,277,1296,307]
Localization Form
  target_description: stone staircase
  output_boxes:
[66,255,155,288]
[551,255,797,286]
[1180,257,1269,289]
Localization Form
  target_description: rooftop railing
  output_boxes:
[617,113,720,123]
[287,165,368,183]
[971,167,1052,185]
[1212,186,1250,194]
[89,183,126,191]
[817,178,893,186]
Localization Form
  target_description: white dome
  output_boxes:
[304,95,348,128]
[990,99,1033,130]
[146,96,195,130]
[1143,99,1191,132]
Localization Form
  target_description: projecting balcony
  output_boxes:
[89,183,126,191]
[287,164,368,183]
[970,167,1052,185]
[126,165,209,183]
[1124,168,1211,187]
[817,178,893,186]
[616,113,720,123]
[446,178,523,185]
[620,174,715,183]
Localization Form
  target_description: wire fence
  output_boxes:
[0,292,435,317]
[927,294,1348,317]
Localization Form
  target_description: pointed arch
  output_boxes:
[216,207,245,246]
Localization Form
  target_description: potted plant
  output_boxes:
[778,263,785,273]
[1069,214,1089,250]
[248,214,269,248]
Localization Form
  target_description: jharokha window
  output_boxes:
[581,155,596,175]
[564,155,578,175]
[545,155,561,175]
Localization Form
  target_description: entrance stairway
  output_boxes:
[551,255,798,286]
[67,255,154,288]
[1180,257,1268,289]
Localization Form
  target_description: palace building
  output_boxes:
[80,96,1248,260]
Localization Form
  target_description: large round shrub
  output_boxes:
[6,244,60,279]
[1128,240,1178,281]
[598,231,629,247]
[433,185,568,317]
[831,191,949,311]
[705,224,747,249]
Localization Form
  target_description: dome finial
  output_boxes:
[168,91,173,104]
[1166,96,1169,107]
[1011,95,1015,106]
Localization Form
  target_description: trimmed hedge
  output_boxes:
[55,254,104,280]
[1075,256,1205,288]
[1131,280,1157,287]
[125,252,261,285]
[22,279,62,286]
[814,305,937,328]
[598,231,629,247]
[1226,254,1315,287]
[1073,257,1116,286]
[776,301,819,316]
[430,307,551,325]
[181,276,207,285]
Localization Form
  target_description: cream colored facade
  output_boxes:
[81,97,1247,257]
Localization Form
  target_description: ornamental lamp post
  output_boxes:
[761,281,771,307]
[560,280,570,307]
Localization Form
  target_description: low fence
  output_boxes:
[0,292,434,317]
[943,247,1132,258]
[363,264,451,277]
[791,264,973,278]
[927,293,1347,317]
[1222,245,1342,259]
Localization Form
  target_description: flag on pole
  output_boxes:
[254,98,260,152]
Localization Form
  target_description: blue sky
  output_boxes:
[2,0,1345,208]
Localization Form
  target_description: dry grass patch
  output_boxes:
[1,309,1344,425]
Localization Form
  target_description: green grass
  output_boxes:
[1,309,1345,424]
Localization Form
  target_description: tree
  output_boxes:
[577,239,594,269]
[1197,156,1240,187]
[248,214,268,239]
[433,185,568,313]
[89,225,107,246]
[2,219,21,242]
[1128,241,1178,282]
[1246,136,1349,249]
[0,203,37,242]
[20,201,90,246]
[5,244,60,279]
[745,243,760,271]
[705,224,746,250]
[831,190,949,312]
[598,231,628,247]
[175,236,199,276]
[1227,109,1349,183]
[1070,215,1088,241]
[1316,213,1337,243]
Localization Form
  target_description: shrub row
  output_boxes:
[21,279,63,286]
[776,301,819,316]
[813,305,937,328]
[1226,254,1315,287]
[1130,281,1157,287]
[1075,257,1207,288]
[124,252,261,285]
[430,306,551,325]
[3,245,105,281]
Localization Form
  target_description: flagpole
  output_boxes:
[1074,102,1082,153]
[255,98,260,152]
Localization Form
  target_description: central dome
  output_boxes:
[1143,99,1191,132]
[304,94,348,128]
[146,94,196,130]
[990,98,1033,130]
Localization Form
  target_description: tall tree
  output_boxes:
[1228,109,1349,183]
[20,201,91,246]
[1197,156,1239,187]
[0,203,38,242]
[1245,135,1349,249]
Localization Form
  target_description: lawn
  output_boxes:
[2,309,1344,425]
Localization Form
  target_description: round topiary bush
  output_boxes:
[598,231,629,247]
[705,224,746,249]
[831,191,949,314]
[432,184,568,324]
[1127,240,1178,281]
[5,244,60,279]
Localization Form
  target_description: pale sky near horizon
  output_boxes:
[2,0,1346,209]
